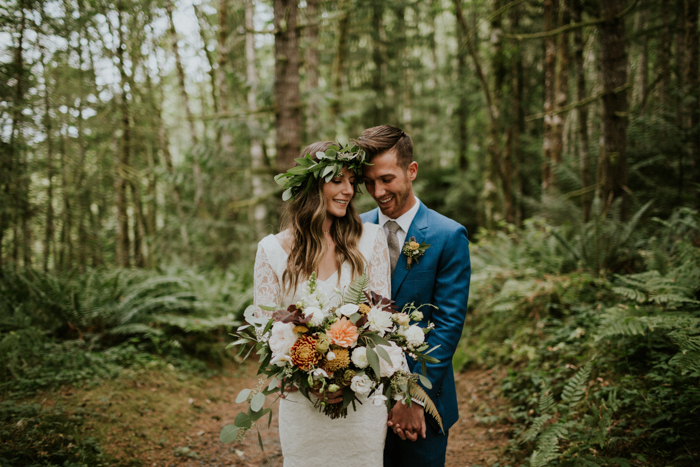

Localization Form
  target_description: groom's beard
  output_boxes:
[374,185,411,219]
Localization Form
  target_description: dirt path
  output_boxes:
[40,364,511,466]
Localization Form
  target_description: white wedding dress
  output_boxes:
[253,222,391,467]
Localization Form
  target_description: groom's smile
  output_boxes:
[363,149,418,219]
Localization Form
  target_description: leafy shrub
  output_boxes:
[461,207,700,465]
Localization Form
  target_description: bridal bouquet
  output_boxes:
[219,273,442,447]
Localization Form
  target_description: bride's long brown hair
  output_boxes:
[281,141,365,295]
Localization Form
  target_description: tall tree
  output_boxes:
[273,0,302,169]
[114,3,131,268]
[685,0,700,204]
[542,0,558,193]
[304,0,320,138]
[598,0,629,210]
[246,0,267,238]
[572,0,592,221]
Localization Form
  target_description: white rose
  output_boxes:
[351,347,369,369]
[394,313,410,327]
[268,322,297,360]
[377,341,410,377]
[338,304,359,317]
[404,325,425,348]
[366,307,394,336]
[268,322,297,367]
[350,374,374,397]
[304,306,326,327]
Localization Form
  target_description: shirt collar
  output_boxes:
[378,197,421,233]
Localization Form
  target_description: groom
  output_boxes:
[358,125,471,467]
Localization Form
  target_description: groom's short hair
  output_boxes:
[356,125,413,169]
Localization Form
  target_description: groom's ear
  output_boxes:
[407,161,418,182]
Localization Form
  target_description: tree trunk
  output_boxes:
[659,0,672,109]
[330,2,349,135]
[167,0,203,208]
[542,0,558,193]
[598,0,629,211]
[273,0,302,170]
[632,6,648,109]
[685,0,700,205]
[456,13,469,170]
[43,55,54,271]
[573,0,592,221]
[194,4,219,115]
[59,133,73,270]
[369,1,384,126]
[304,0,319,138]
[217,0,233,156]
[510,4,524,226]
[246,0,267,239]
[115,4,131,268]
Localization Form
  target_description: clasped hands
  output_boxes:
[387,400,426,442]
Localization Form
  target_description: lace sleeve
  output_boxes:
[367,227,391,298]
[253,245,281,319]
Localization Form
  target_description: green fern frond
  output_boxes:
[106,323,164,336]
[562,361,592,408]
[408,382,444,434]
[668,351,700,375]
[344,273,369,305]
[538,388,555,414]
[530,433,560,467]
[523,414,552,443]
[612,286,646,302]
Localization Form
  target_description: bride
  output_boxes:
[252,141,392,466]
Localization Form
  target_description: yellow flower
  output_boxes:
[409,241,420,251]
[358,304,371,315]
[323,348,350,372]
[294,325,309,334]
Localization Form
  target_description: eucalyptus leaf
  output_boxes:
[366,345,381,377]
[219,425,239,443]
[236,389,251,403]
[234,412,252,429]
[375,345,393,365]
[250,392,265,412]
[418,373,433,389]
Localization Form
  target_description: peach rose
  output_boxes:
[327,317,359,348]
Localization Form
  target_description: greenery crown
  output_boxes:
[274,143,369,202]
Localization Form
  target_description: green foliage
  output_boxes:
[0,265,253,394]
[0,400,123,466]
[461,207,700,465]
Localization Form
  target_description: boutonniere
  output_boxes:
[402,236,430,270]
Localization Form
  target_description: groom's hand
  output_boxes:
[387,401,426,442]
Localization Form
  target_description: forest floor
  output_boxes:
[32,362,513,467]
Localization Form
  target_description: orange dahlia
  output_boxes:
[327,318,359,348]
[290,335,320,370]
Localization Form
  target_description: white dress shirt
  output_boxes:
[378,197,421,246]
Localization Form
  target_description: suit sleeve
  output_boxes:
[420,225,471,400]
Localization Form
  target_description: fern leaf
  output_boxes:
[408,382,444,434]
[612,286,646,303]
[344,273,369,305]
[523,414,552,443]
[538,388,555,414]
[561,361,592,408]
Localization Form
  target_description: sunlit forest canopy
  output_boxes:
[2,0,698,270]
[1,0,700,465]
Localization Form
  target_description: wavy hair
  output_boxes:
[280,141,365,295]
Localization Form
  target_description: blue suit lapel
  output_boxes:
[391,203,429,298]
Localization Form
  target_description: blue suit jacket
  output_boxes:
[361,203,471,432]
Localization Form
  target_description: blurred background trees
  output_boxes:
[2,0,698,271]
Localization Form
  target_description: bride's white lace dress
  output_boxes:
[252,223,391,467]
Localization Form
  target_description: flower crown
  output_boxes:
[274,143,369,202]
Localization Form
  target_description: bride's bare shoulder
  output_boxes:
[274,229,293,255]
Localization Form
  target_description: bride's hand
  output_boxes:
[309,387,344,404]
[278,380,298,399]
